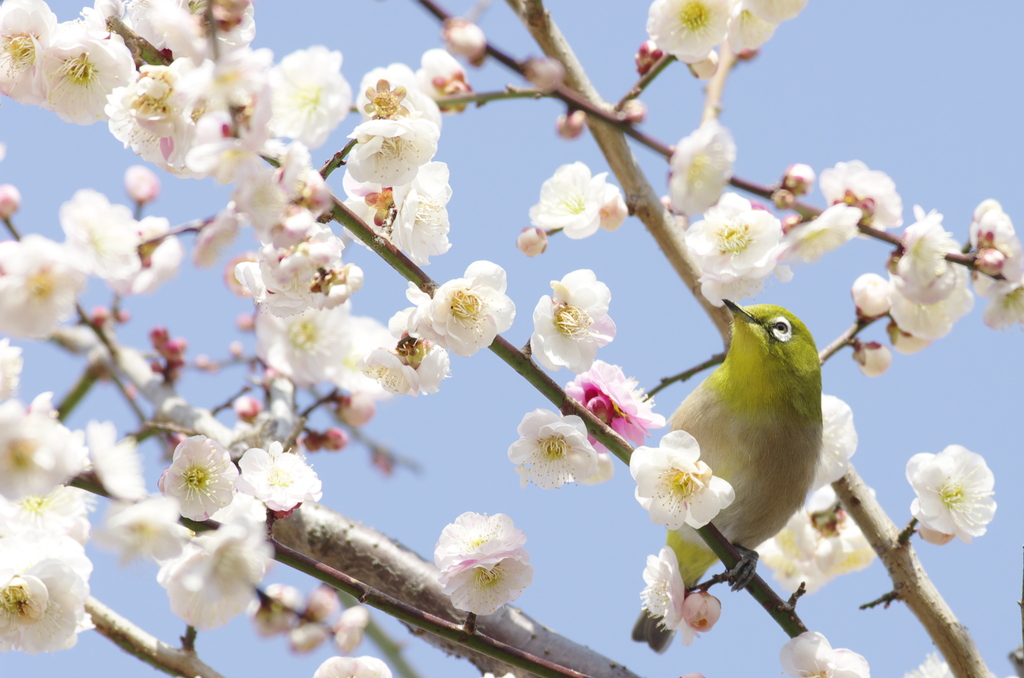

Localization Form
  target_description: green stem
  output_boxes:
[615,54,676,110]
[320,139,359,179]
[57,366,100,421]
[435,88,549,108]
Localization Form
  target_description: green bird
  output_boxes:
[633,300,823,652]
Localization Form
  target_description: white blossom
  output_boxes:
[58,188,140,281]
[314,656,393,678]
[639,546,690,642]
[530,269,616,373]
[684,192,790,305]
[630,430,735,530]
[109,216,184,296]
[347,116,439,187]
[888,267,973,341]
[0,235,87,338]
[158,435,238,521]
[0,485,92,544]
[906,445,996,544]
[0,338,23,400]
[528,162,625,240]
[668,120,735,217]
[0,394,88,500]
[969,199,1022,280]
[507,409,598,489]
[269,46,352,149]
[780,631,870,678]
[356,63,442,128]
[743,0,808,23]
[780,204,861,263]
[236,441,323,513]
[255,304,354,388]
[819,160,902,230]
[727,3,778,52]
[406,261,515,358]
[92,496,189,564]
[977,277,1024,330]
[851,272,891,318]
[904,653,952,678]
[0,0,59,106]
[894,206,960,304]
[813,395,857,489]
[647,0,730,64]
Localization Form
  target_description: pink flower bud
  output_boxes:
[586,394,616,423]
[323,427,349,451]
[887,321,931,355]
[304,585,339,622]
[782,163,816,196]
[772,188,796,210]
[556,110,587,139]
[599,192,628,232]
[302,432,323,452]
[236,313,255,332]
[852,341,891,377]
[162,337,187,358]
[918,525,955,546]
[115,309,131,323]
[338,391,377,427]
[781,214,803,235]
[619,98,647,124]
[635,40,663,75]
[149,326,170,349]
[687,51,719,80]
[851,273,892,318]
[91,306,111,325]
[524,57,565,92]
[443,18,487,65]
[195,354,216,372]
[233,395,262,423]
[229,340,244,357]
[252,583,303,637]
[748,199,771,212]
[516,227,548,257]
[288,622,329,654]
[124,165,160,204]
[974,247,1006,277]
[0,184,21,218]
[681,591,721,633]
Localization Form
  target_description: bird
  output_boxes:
[632,300,823,652]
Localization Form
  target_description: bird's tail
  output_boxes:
[632,530,719,652]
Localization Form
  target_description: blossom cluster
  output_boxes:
[433,512,534,615]
[639,546,721,646]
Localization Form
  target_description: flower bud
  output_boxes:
[333,606,370,654]
[305,585,339,622]
[233,395,262,423]
[90,305,111,326]
[194,354,216,372]
[599,192,628,232]
[635,40,663,75]
[772,188,795,210]
[851,273,892,318]
[288,622,329,654]
[229,340,244,357]
[687,51,719,80]
[124,165,160,204]
[780,214,803,235]
[852,341,891,377]
[974,247,1006,277]
[556,110,587,139]
[782,163,816,196]
[918,525,955,546]
[681,591,721,633]
[887,321,931,355]
[338,391,376,427]
[302,432,323,452]
[516,227,548,257]
[236,313,255,332]
[619,98,647,124]
[524,57,565,93]
[250,583,302,637]
[116,309,131,323]
[323,427,349,451]
[0,184,21,218]
[149,326,170,349]
[442,18,486,65]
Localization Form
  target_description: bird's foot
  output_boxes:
[728,544,759,591]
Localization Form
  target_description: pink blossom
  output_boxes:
[565,361,665,452]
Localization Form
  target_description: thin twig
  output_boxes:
[614,53,676,110]
[646,352,725,399]
[701,44,737,124]
[859,589,900,610]
[897,517,919,544]
[818,317,878,365]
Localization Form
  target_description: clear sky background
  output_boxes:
[4,1,1023,678]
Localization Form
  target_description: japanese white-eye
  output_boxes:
[633,300,823,652]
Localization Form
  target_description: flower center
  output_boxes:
[554,303,593,339]
[540,436,567,461]
[667,468,703,499]
[267,466,294,488]
[2,35,36,72]
[181,463,212,498]
[558,193,587,215]
[0,577,43,622]
[287,319,320,351]
[61,53,97,86]
[364,80,408,119]
[714,221,752,254]
[939,479,964,511]
[6,438,38,470]
[449,288,483,326]
[26,269,56,300]
[677,1,710,32]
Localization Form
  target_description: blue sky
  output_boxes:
[4,1,1023,678]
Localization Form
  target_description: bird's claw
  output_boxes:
[729,544,759,591]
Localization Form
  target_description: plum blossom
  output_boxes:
[630,430,735,530]
[852,341,891,378]
[638,546,721,646]
[159,435,238,521]
[507,409,598,489]
[647,0,730,63]
[415,48,471,111]
[813,395,857,489]
[0,393,88,500]
[969,199,1022,280]
[0,0,59,106]
[0,338,23,400]
[904,653,952,678]
[236,441,323,513]
[269,46,352,149]
[727,4,777,52]
[528,162,626,240]
[780,631,870,678]
[92,496,189,564]
[357,326,450,397]
[894,206,960,305]
[850,272,891,318]
[888,266,973,341]
[0,485,92,544]
[86,420,145,502]
[906,445,996,544]
[347,116,440,187]
[976,277,1024,330]
[780,204,861,263]
[530,269,616,373]
[0,235,87,338]
[684,192,790,305]
[743,0,809,23]
[668,120,735,217]
[433,512,534,615]
[565,360,665,454]
[59,188,140,280]
[406,261,515,358]
[356,63,442,128]
[314,656,392,678]
[819,160,902,229]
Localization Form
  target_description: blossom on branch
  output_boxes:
[236,441,323,514]
[669,120,735,217]
[819,160,902,229]
[906,444,996,544]
[158,435,239,521]
[507,408,598,489]
[565,360,665,453]
[780,631,870,678]
[528,162,625,240]
[647,0,730,64]
[269,46,352,149]
[530,269,615,374]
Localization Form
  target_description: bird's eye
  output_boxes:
[770,317,792,342]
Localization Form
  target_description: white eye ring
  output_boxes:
[770,317,792,342]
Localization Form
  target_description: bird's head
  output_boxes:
[723,300,819,373]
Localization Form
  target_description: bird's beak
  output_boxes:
[723,299,757,324]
